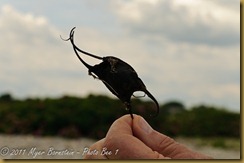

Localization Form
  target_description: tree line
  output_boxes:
[0,93,240,139]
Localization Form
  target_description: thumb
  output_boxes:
[103,115,169,159]
[132,116,211,159]
[132,116,177,157]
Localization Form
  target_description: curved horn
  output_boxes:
[70,27,103,60]
[143,89,160,117]
[62,27,103,70]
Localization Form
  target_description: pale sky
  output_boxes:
[0,0,240,112]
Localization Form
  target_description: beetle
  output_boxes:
[63,27,159,119]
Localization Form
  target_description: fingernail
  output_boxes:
[139,117,153,134]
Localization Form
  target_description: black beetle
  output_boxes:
[63,27,159,119]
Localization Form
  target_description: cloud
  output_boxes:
[107,0,240,111]
[0,4,109,98]
[0,3,152,99]
[111,0,240,46]
[0,3,240,112]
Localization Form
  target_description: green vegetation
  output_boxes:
[0,93,240,139]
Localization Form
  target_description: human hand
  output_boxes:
[83,114,212,159]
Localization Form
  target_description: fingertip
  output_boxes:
[131,115,155,137]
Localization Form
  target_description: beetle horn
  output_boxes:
[143,89,159,117]
[70,27,103,60]
[62,27,103,70]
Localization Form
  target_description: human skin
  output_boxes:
[83,114,212,159]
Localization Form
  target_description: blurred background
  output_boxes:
[0,0,240,159]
